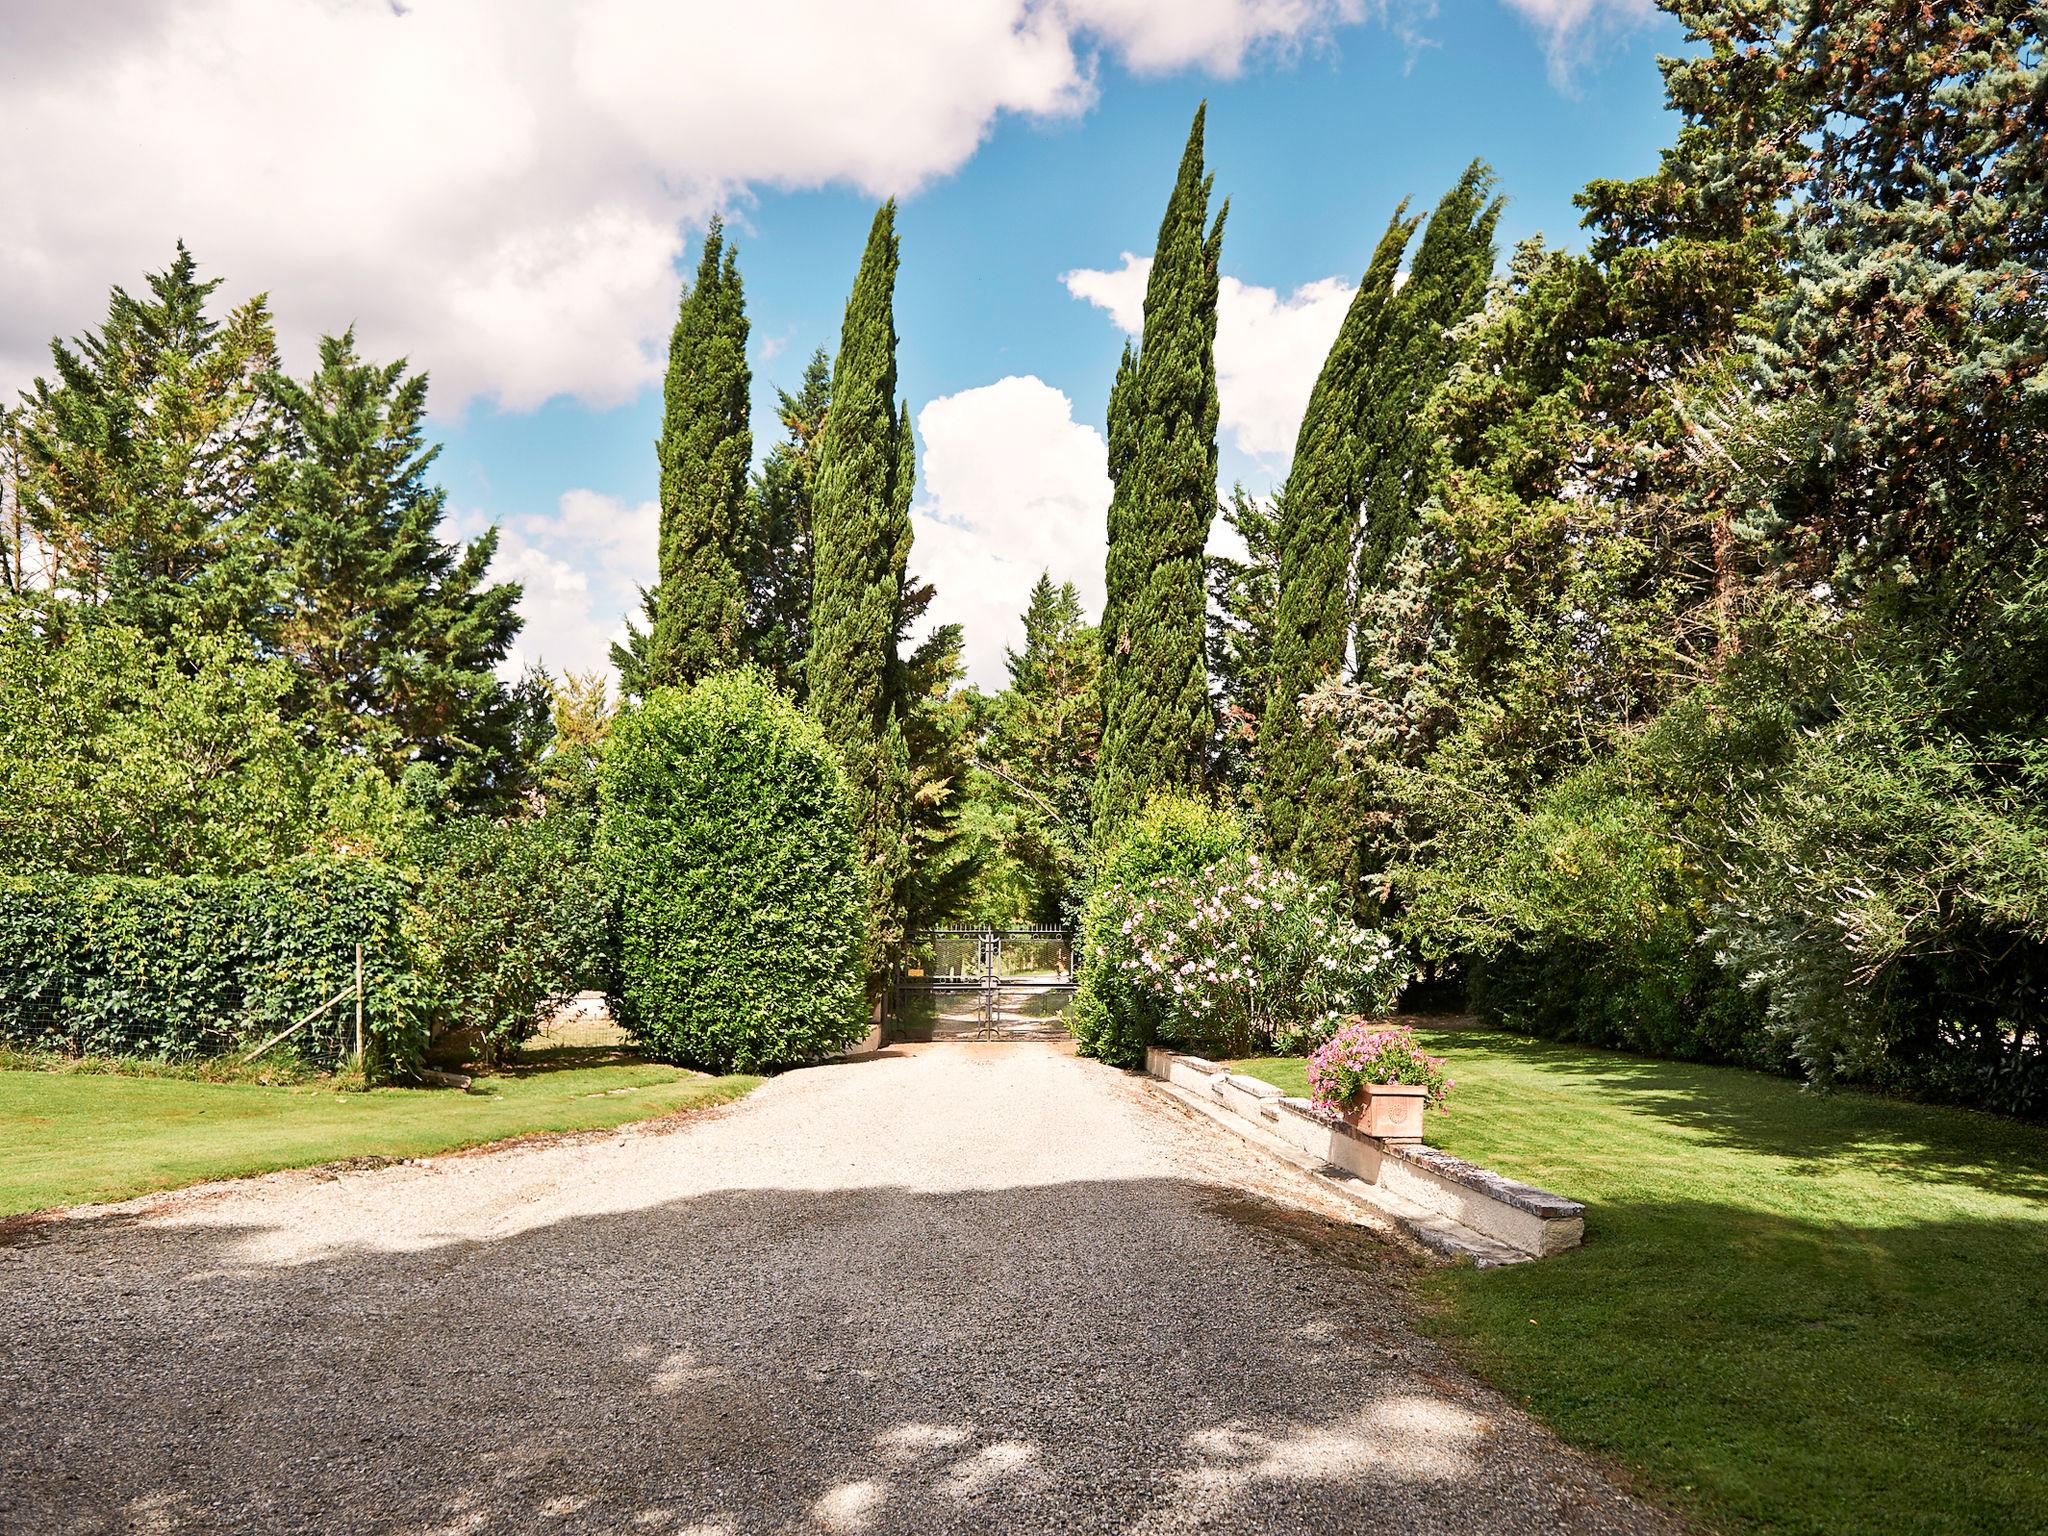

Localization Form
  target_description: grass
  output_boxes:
[0,1046,760,1219]
[1235,1028,2048,1536]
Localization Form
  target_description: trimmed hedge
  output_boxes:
[599,670,867,1073]
[0,858,420,1067]
[408,809,615,1065]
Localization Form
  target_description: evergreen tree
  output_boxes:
[649,219,752,688]
[1093,105,1227,837]
[17,243,280,638]
[1356,162,1502,595]
[808,201,916,972]
[983,573,1102,916]
[743,346,831,696]
[1257,210,1415,873]
[267,329,528,804]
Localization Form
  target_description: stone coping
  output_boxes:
[1272,1096,1584,1220]
[1144,1046,1586,1259]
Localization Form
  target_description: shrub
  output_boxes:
[599,670,866,1072]
[0,858,422,1069]
[1071,795,1250,1066]
[1306,1021,1453,1115]
[1109,851,1406,1059]
[408,809,614,1065]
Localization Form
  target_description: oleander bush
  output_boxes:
[1110,851,1406,1060]
[599,669,866,1073]
[0,858,421,1067]
[1071,795,1250,1066]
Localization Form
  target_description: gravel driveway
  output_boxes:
[0,1043,1671,1535]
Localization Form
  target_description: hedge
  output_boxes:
[0,858,421,1068]
[599,669,867,1073]
[407,809,615,1064]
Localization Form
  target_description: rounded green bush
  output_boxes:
[599,669,867,1072]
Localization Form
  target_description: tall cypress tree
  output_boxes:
[1355,160,1502,599]
[1258,209,1417,876]
[649,218,752,689]
[808,202,915,973]
[1092,105,1226,838]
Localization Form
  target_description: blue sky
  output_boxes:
[2,0,1686,687]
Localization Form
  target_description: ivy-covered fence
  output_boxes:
[0,858,422,1068]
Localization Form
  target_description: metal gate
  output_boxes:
[887,925,1077,1041]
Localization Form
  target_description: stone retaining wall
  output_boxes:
[1144,1047,1585,1259]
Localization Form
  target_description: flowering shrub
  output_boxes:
[1306,1021,1452,1116]
[1105,851,1406,1061]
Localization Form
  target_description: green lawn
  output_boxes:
[1236,1029,2048,1535]
[0,1048,759,1218]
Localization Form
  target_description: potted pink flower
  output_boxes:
[1305,1020,1452,1144]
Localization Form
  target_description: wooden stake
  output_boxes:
[354,942,365,1066]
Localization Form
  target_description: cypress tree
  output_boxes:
[808,201,915,972]
[1356,161,1502,598]
[1258,209,1417,877]
[1092,105,1227,838]
[649,218,752,688]
[742,347,832,697]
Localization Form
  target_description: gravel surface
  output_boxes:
[0,1043,1675,1535]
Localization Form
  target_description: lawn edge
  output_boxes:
[0,1074,761,1240]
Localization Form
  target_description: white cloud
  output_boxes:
[910,376,1112,690]
[1497,0,1657,84]
[0,0,1378,413]
[1062,253,1358,463]
[459,488,658,681]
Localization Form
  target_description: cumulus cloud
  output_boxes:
[910,376,1112,690]
[0,0,1377,412]
[1062,253,1358,463]
[457,489,658,682]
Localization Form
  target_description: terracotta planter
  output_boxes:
[1340,1083,1428,1143]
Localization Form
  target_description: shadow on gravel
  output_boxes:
[0,1177,1665,1536]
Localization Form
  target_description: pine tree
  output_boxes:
[1092,105,1227,838]
[17,242,280,638]
[268,329,529,805]
[742,347,831,696]
[649,219,752,689]
[808,201,916,972]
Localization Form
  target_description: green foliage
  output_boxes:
[0,611,411,877]
[599,669,866,1073]
[0,859,421,1068]
[1071,794,1248,1066]
[407,811,614,1065]
[1094,106,1225,838]
[651,220,753,688]
[12,245,536,809]
[1308,4,2048,1110]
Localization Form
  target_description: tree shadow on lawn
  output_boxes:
[1421,1191,2048,1536]
[0,1177,1668,1536]
[1420,1026,2048,1204]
